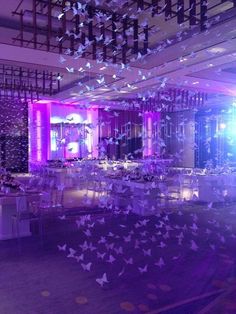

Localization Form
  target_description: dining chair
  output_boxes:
[39,191,52,212]
[54,184,65,210]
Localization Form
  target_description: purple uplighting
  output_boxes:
[1,1,236,314]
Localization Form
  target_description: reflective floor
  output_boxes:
[1,201,236,314]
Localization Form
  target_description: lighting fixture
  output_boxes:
[219,123,226,129]
[100,88,110,91]
[207,47,226,54]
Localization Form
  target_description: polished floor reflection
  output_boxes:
[1,201,236,314]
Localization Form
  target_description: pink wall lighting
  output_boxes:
[29,102,103,162]
[143,112,161,157]
[29,101,51,166]
[36,110,42,162]
[87,108,99,158]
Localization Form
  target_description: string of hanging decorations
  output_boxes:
[0,64,61,102]
[12,0,235,66]
[12,0,152,65]
[110,88,208,112]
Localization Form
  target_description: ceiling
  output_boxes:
[0,0,235,107]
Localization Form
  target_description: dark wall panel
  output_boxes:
[0,100,28,173]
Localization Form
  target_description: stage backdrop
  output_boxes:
[29,101,99,164]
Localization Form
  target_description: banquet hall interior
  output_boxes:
[1,0,236,313]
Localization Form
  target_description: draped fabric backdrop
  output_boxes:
[98,109,143,160]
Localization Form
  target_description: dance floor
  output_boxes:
[1,200,236,314]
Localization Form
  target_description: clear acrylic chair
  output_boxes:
[54,184,65,210]
[12,195,43,253]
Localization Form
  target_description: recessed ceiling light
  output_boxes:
[232,101,236,107]
[192,81,199,85]
[219,123,226,129]
[35,100,50,104]
[207,47,226,54]
[100,88,110,91]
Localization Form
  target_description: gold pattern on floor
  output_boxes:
[159,284,172,292]
[147,293,158,300]
[41,290,50,297]
[120,301,135,312]
[138,303,150,312]
[75,296,88,304]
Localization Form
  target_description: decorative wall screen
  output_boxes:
[50,122,89,159]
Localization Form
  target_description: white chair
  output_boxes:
[110,181,132,209]
[54,184,65,209]
[39,191,52,212]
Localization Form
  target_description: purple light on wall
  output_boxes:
[50,103,88,159]
[147,116,152,156]
[143,112,160,157]
[87,108,99,158]
[30,101,100,162]
[29,101,51,166]
[36,110,42,161]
